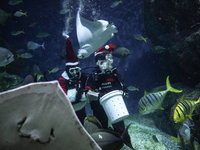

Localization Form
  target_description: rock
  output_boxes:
[123,113,179,150]
[143,0,200,85]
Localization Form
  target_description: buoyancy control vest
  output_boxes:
[91,67,125,98]
[65,74,86,104]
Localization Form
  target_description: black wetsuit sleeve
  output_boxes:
[85,72,96,92]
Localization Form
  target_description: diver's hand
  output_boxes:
[122,91,129,98]
[86,90,99,102]
[124,92,129,97]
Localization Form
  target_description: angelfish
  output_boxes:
[138,76,182,114]
[171,119,193,148]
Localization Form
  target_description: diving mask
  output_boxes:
[66,66,81,80]
[97,53,113,72]
[69,67,81,75]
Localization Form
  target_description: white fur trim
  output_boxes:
[61,71,70,80]
[80,93,87,101]
[65,61,79,66]
[67,88,77,102]
[94,51,103,56]
[105,45,109,49]
[73,93,87,111]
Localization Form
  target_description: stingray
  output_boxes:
[0,80,101,150]
[76,10,118,59]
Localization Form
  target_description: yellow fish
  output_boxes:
[110,0,123,8]
[48,67,59,74]
[138,76,182,114]
[127,86,139,91]
[173,95,200,123]
[134,34,148,43]
[171,136,180,143]
[193,139,200,150]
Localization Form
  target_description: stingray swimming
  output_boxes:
[76,10,118,59]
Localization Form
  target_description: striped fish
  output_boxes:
[173,95,200,123]
[138,76,182,114]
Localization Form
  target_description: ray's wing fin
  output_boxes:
[0,81,100,150]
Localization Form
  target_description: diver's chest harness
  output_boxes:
[92,68,122,97]
[65,76,84,103]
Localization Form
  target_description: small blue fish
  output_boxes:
[17,53,33,59]
[48,67,59,74]
[8,0,23,5]
[14,11,27,17]
[127,86,139,91]
[16,49,26,54]
[59,8,70,15]
[36,32,50,38]
[152,45,166,54]
[11,30,25,36]
[27,41,45,50]
[134,34,148,43]
[29,21,38,27]
[110,0,123,8]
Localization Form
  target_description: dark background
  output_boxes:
[0,0,165,114]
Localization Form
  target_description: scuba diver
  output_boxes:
[85,44,129,134]
[59,38,88,125]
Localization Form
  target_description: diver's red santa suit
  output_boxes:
[59,38,87,124]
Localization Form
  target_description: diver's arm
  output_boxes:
[86,90,99,101]
[85,72,99,101]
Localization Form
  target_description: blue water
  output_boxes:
[0,0,165,114]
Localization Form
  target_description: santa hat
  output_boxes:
[94,44,115,62]
[65,39,79,66]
